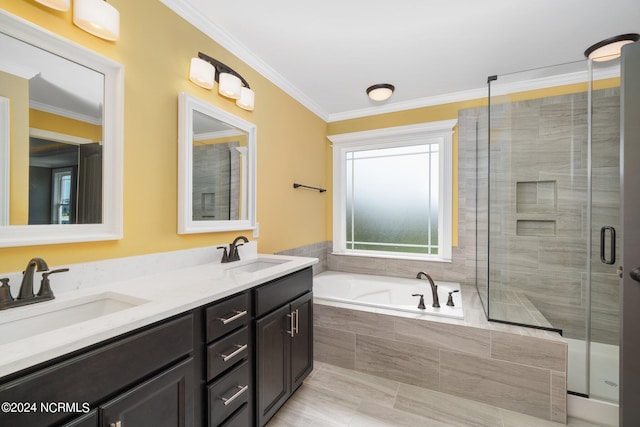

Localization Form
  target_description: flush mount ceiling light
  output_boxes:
[366,84,395,101]
[73,0,120,41]
[584,33,639,62]
[34,0,70,11]
[189,52,255,111]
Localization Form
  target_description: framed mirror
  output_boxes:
[0,10,123,247]
[178,92,256,234]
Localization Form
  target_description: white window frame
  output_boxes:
[328,119,457,261]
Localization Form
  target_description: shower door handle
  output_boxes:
[600,226,616,265]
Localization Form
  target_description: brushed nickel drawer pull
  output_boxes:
[218,310,247,325]
[287,313,294,337]
[221,384,249,406]
[294,309,299,335]
[220,344,248,362]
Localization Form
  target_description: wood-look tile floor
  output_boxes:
[267,362,604,427]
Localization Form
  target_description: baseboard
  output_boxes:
[568,394,618,426]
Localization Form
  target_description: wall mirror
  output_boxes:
[0,10,123,247]
[178,92,256,234]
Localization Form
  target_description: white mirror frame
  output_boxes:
[178,92,257,234]
[0,10,123,247]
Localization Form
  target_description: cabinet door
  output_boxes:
[101,358,194,427]
[255,305,290,427]
[61,410,98,427]
[290,292,313,391]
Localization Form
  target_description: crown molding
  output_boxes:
[328,65,620,122]
[160,1,622,124]
[160,0,329,121]
[30,100,102,125]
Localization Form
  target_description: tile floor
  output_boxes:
[267,362,605,427]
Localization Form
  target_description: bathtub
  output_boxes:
[313,271,464,319]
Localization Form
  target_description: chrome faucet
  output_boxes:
[227,235,249,262]
[416,271,440,308]
[18,257,49,300]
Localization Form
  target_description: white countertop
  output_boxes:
[0,252,318,378]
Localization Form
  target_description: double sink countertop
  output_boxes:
[0,250,318,378]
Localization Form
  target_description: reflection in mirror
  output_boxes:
[0,10,123,247]
[178,93,256,234]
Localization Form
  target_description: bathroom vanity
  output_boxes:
[0,253,316,427]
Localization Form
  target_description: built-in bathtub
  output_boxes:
[313,270,463,319]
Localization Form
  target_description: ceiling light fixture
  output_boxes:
[584,33,639,62]
[189,52,255,111]
[73,0,120,41]
[34,0,70,11]
[366,84,395,101]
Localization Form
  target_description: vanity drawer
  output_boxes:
[254,267,312,317]
[206,292,250,342]
[207,360,250,427]
[220,403,249,427]
[207,326,249,381]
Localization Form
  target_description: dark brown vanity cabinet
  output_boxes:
[0,266,314,427]
[254,268,313,427]
[204,292,252,427]
[0,314,196,427]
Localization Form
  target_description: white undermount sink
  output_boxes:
[224,258,290,273]
[0,292,149,346]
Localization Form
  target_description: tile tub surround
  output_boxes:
[314,287,568,424]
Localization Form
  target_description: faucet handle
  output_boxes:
[411,293,426,310]
[217,246,229,263]
[37,268,69,299]
[446,290,460,307]
[0,278,13,304]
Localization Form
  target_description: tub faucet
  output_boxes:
[18,257,49,300]
[228,235,249,262]
[416,271,440,308]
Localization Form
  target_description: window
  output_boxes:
[329,120,456,261]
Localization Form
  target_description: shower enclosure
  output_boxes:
[475,58,622,401]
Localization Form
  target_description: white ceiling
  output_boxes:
[165,0,639,122]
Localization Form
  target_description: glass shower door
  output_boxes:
[588,59,621,402]
[481,58,622,400]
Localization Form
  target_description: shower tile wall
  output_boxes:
[461,88,620,344]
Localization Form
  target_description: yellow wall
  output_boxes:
[0,70,29,225]
[30,109,102,142]
[325,77,621,247]
[0,0,327,271]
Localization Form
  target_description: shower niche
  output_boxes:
[470,59,622,402]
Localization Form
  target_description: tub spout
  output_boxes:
[416,271,440,308]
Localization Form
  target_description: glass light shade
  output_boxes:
[236,87,255,111]
[35,0,70,11]
[189,58,215,89]
[218,72,242,99]
[367,84,395,101]
[73,0,120,41]
[588,40,635,62]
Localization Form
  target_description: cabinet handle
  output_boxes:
[287,312,295,337]
[220,384,249,406]
[220,344,248,362]
[218,310,247,325]
[294,309,299,335]
[109,422,122,427]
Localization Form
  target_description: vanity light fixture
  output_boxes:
[189,52,255,111]
[73,0,120,41]
[584,33,639,62]
[34,0,70,11]
[367,83,395,101]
